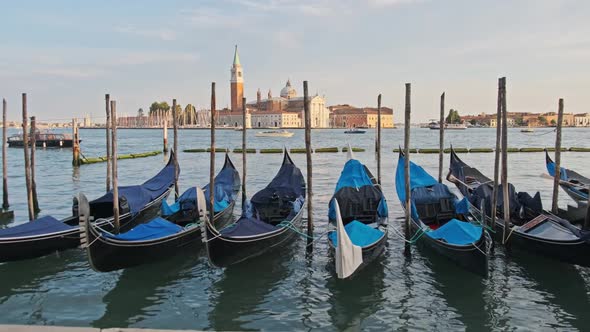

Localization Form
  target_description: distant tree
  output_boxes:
[515,117,525,126]
[550,119,556,126]
[149,102,171,116]
[469,119,477,125]
[445,109,462,124]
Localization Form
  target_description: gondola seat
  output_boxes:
[328,220,385,248]
[426,219,483,245]
[104,217,182,241]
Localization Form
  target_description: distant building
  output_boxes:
[574,113,590,127]
[542,112,575,126]
[246,80,330,128]
[329,105,394,128]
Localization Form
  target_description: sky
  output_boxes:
[0,0,589,123]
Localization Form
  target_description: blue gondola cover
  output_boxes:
[0,216,76,238]
[329,159,388,221]
[91,157,176,216]
[328,220,385,248]
[395,155,439,202]
[426,219,482,245]
[104,217,182,241]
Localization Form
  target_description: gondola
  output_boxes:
[545,150,589,203]
[327,149,388,279]
[0,152,177,262]
[395,151,489,277]
[448,147,590,267]
[203,150,306,268]
[81,154,240,272]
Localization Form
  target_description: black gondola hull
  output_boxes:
[205,208,304,268]
[409,217,489,277]
[0,192,167,263]
[85,201,235,272]
[327,226,388,278]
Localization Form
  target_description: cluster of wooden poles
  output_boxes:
[1,94,42,220]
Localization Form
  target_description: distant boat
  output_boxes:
[429,122,467,130]
[255,129,294,137]
[521,126,534,133]
[344,128,366,134]
[7,130,79,148]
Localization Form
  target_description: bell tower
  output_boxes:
[230,45,244,112]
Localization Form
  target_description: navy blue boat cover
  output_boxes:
[328,159,388,222]
[104,217,182,241]
[220,153,305,237]
[0,216,76,238]
[91,154,177,216]
[162,158,239,216]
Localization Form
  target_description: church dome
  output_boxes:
[280,79,297,99]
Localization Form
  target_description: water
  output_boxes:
[1,127,590,330]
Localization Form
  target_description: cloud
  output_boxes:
[231,0,339,16]
[34,67,108,78]
[115,25,177,41]
[181,7,246,27]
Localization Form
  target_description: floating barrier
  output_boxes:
[342,147,366,152]
[260,148,284,154]
[289,148,308,153]
[232,148,257,153]
[315,147,339,153]
[80,150,161,165]
[569,147,590,152]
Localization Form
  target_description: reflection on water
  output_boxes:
[326,256,386,331]
[0,128,589,330]
[208,243,293,331]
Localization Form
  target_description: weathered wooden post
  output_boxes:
[111,100,120,233]
[172,99,179,199]
[209,82,216,224]
[72,118,81,166]
[585,183,590,230]
[22,93,34,220]
[438,92,445,183]
[2,99,9,210]
[500,77,510,245]
[163,117,168,153]
[304,81,314,246]
[30,116,39,213]
[376,94,382,185]
[105,94,111,192]
[404,83,411,255]
[491,79,502,230]
[551,98,564,214]
[241,97,247,210]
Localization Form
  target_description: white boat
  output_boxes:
[255,129,294,137]
[429,122,467,130]
[521,127,534,133]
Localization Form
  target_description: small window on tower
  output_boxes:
[238,72,242,77]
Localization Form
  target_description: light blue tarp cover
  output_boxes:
[426,219,483,245]
[104,217,182,241]
[334,159,375,192]
[395,155,438,202]
[547,162,568,180]
[328,159,388,220]
[0,216,76,238]
[328,220,385,248]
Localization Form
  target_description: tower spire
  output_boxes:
[233,45,241,66]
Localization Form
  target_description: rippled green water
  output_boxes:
[1,127,589,330]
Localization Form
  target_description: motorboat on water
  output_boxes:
[7,130,79,148]
[255,129,294,137]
